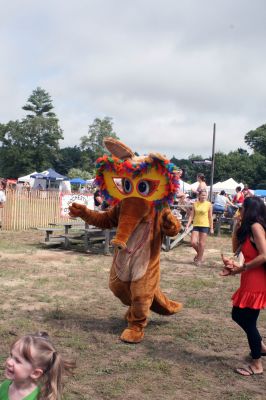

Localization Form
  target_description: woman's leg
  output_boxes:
[197,232,208,262]
[190,230,199,260]
[232,306,263,373]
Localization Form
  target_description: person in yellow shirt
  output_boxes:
[186,189,214,265]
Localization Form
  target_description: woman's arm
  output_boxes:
[246,223,266,268]
[230,223,266,274]
[186,205,195,230]
[226,197,234,207]
[208,203,214,234]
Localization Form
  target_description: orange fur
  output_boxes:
[70,198,182,343]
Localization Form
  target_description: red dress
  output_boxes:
[232,237,266,309]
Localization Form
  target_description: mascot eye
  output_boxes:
[137,180,150,195]
[122,178,133,194]
[136,179,159,197]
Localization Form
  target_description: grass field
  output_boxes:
[0,230,265,399]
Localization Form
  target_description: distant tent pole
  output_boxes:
[210,123,216,202]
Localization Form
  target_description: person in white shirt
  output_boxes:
[0,181,6,206]
[0,181,6,228]
[213,190,234,213]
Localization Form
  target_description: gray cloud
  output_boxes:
[1,0,266,159]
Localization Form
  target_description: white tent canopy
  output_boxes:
[18,170,71,191]
[190,181,199,191]
[17,171,38,186]
[32,178,71,192]
[179,179,192,191]
[212,178,244,195]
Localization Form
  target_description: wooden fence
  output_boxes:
[1,190,75,231]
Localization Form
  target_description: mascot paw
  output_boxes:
[169,301,183,314]
[111,238,127,250]
[68,202,87,218]
[120,327,144,344]
[162,210,173,229]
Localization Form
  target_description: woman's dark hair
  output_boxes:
[0,179,7,190]
[220,190,226,196]
[237,196,266,244]
[197,173,206,182]
[235,186,242,192]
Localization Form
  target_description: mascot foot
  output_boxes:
[170,301,183,313]
[120,327,144,344]
[124,307,131,321]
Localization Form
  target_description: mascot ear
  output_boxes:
[104,137,135,160]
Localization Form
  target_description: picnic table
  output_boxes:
[37,221,85,245]
[83,227,116,254]
[49,221,85,234]
[37,227,64,242]
[162,203,192,251]
[38,221,116,254]
[213,211,234,236]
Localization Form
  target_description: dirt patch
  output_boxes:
[0,231,265,399]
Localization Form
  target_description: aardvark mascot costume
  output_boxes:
[69,137,183,343]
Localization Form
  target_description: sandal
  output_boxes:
[235,366,263,376]
[194,260,202,266]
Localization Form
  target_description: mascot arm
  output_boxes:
[69,203,119,229]
[160,208,181,237]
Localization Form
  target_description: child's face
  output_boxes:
[5,343,37,383]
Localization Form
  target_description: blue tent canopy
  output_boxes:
[30,168,68,181]
[254,189,266,197]
[70,178,86,185]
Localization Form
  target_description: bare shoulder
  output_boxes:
[251,223,266,239]
[252,222,265,232]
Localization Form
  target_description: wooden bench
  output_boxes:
[83,228,116,254]
[49,222,85,234]
[57,227,116,254]
[37,227,64,242]
[162,223,192,251]
[213,212,233,236]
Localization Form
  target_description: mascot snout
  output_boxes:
[111,197,151,250]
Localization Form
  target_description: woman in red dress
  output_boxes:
[222,196,266,376]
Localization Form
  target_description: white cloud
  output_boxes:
[1,0,266,159]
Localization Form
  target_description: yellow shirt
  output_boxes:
[193,201,211,227]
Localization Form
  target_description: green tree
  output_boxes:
[171,155,212,183]
[67,168,93,180]
[0,87,63,177]
[54,146,84,175]
[0,120,34,178]
[22,87,56,117]
[21,87,63,171]
[80,117,119,172]
[245,124,266,155]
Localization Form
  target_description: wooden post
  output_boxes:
[209,123,216,202]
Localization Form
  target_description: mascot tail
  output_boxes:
[150,288,183,315]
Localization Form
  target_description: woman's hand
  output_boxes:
[220,256,234,276]
[230,263,245,275]
[220,254,244,276]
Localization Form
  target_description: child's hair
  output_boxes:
[11,331,75,400]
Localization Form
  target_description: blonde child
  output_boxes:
[0,331,75,400]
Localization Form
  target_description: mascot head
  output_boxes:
[95,137,180,210]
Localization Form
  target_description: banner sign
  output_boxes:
[191,159,212,165]
[60,193,94,217]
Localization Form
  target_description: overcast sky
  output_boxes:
[1,0,266,159]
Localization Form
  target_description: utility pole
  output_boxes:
[209,123,216,202]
